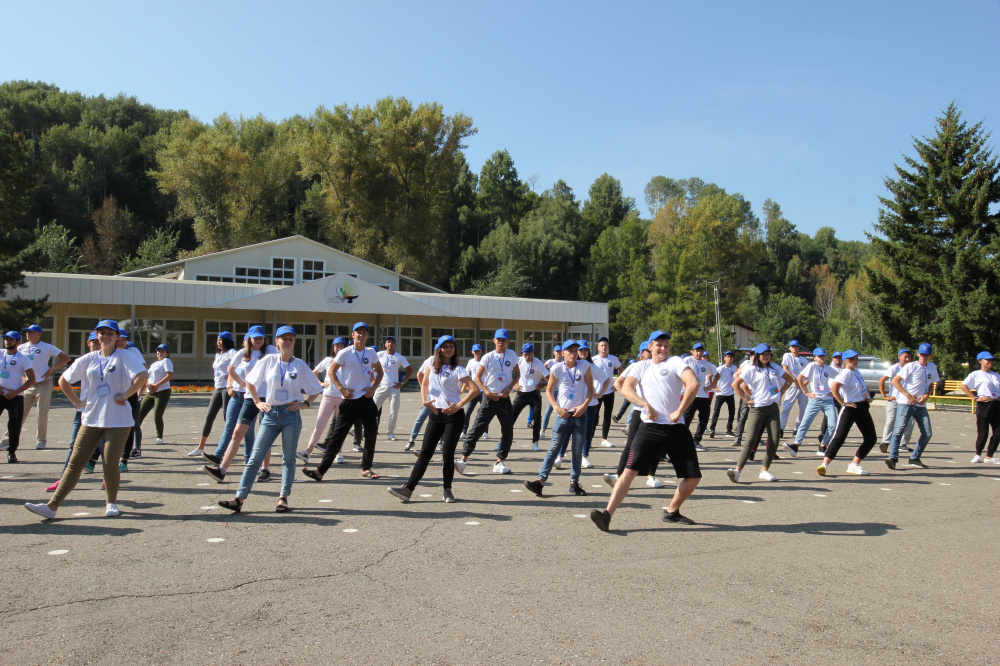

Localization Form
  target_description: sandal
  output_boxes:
[361,469,380,479]
[218,498,243,513]
[302,467,323,482]
[276,496,290,513]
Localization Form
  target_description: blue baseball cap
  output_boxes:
[681,353,691,358]
[494,328,509,339]
[117,329,128,338]
[384,335,396,341]
[332,336,348,346]
[471,343,483,352]
[724,350,734,357]
[275,325,296,337]
[553,345,562,352]
[22,324,43,333]
[218,331,234,342]
[917,343,933,355]
[96,319,120,332]
[578,340,590,350]
[897,348,911,357]
[977,351,995,361]
[522,343,534,353]
[247,325,266,337]
[155,344,170,352]
[832,351,842,358]
[435,335,455,350]
[127,342,136,348]
[352,321,368,332]
[3,330,21,341]
[842,349,859,359]
[813,347,826,356]
[597,336,610,344]
[562,340,580,349]
[639,341,649,352]
[754,343,771,354]
[692,342,706,350]
[87,331,98,341]
[647,330,671,343]
[789,339,800,347]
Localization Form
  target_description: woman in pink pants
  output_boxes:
[297,337,348,463]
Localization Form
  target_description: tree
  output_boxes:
[810,264,839,321]
[476,149,529,238]
[753,293,822,348]
[80,196,133,274]
[580,173,634,249]
[865,104,1000,376]
[118,227,180,273]
[29,221,81,273]
[643,175,685,217]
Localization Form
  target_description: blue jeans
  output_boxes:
[582,404,599,456]
[890,403,932,460]
[794,398,838,446]
[214,392,256,461]
[61,411,83,474]
[409,405,431,441]
[539,415,587,483]
[237,404,302,499]
[542,388,559,430]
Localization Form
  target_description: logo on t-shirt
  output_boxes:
[504,361,511,367]
[442,370,451,378]
[529,369,534,374]
[659,368,669,376]
[288,370,298,379]
[363,357,369,365]
[8,359,15,366]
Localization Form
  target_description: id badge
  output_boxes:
[428,388,442,399]
[0,371,8,379]
[276,389,290,402]
[526,379,534,387]
[567,392,575,400]
[97,383,111,397]
[498,375,505,382]
[770,385,779,395]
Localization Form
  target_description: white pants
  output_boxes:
[882,399,913,447]
[780,386,808,431]
[373,385,401,435]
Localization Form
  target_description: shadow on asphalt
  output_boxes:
[0,523,143,536]
[617,520,899,537]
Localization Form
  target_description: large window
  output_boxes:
[67,317,106,357]
[396,326,423,358]
[196,257,296,286]
[124,318,195,356]
[522,330,564,359]
[430,327,476,359]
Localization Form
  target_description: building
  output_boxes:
[3,236,609,381]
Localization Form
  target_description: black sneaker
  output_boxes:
[302,467,323,481]
[612,414,621,424]
[885,457,897,470]
[202,465,225,482]
[663,510,696,525]
[202,452,222,465]
[570,482,587,496]
[749,448,757,461]
[590,509,611,532]
[907,458,928,468]
[131,449,142,459]
[257,468,271,482]
[7,452,18,464]
[878,443,888,453]
[707,430,716,439]
[523,479,544,497]
[443,488,455,503]
[725,430,736,437]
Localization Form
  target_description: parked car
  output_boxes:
[856,355,891,395]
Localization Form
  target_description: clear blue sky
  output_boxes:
[3,1,998,241]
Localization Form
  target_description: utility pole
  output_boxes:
[696,278,723,361]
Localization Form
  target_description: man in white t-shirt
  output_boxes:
[780,340,809,434]
[540,345,563,438]
[10,324,70,451]
[458,329,521,475]
[888,342,940,468]
[511,343,549,451]
[878,348,914,453]
[590,330,702,532]
[708,350,737,438]
[1,331,37,463]
[594,337,622,447]
[682,342,717,450]
[461,344,489,439]
[790,348,838,455]
[373,335,413,441]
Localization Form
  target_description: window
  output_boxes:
[522,330,564,359]
[272,257,295,284]
[67,317,115,357]
[123,318,195,356]
[430,327,476,359]
[302,259,326,282]
[375,284,391,290]
[397,326,423,358]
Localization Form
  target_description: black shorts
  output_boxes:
[626,422,702,479]
[236,395,262,426]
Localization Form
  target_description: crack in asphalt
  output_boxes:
[0,521,439,619]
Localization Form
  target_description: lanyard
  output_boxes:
[98,351,114,381]
[566,362,579,389]
[1,351,9,369]
[353,348,367,371]
[279,357,294,386]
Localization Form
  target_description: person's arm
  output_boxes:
[476,364,496,401]
[891,375,915,404]
[673,367,702,423]
[397,362,413,389]
[546,373,568,419]
[368,361,384,397]
[7,368,36,398]
[330,360,351,399]
[619,375,647,415]
[228,363,246,390]
[50,350,72,374]
[732,375,752,406]
[154,370,174,391]
[246,379,270,412]
[116,371,148,406]
[58,373,85,410]
[879,374,893,400]
[829,380,847,407]
[780,370,795,394]
[502,361,520,399]
[960,380,979,401]
[420,366,439,415]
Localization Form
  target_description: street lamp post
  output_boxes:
[696,278,723,362]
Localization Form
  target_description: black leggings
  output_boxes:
[201,388,230,438]
[316,397,378,473]
[615,410,659,477]
[121,394,141,461]
[598,392,615,439]
[710,395,735,432]
[824,400,877,461]
[512,390,542,443]
[683,396,711,443]
[0,395,23,454]
[462,397,514,460]
[406,410,465,490]
[974,400,1000,456]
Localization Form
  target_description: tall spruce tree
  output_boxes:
[865,104,1000,376]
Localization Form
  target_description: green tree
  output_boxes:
[476,149,530,239]
[579,172,634,249]
[118,227,180,273]
[865,104,1000,376]
[29,221,81,273]
[643,175,685,217]
[753,293,821,348]
[80,196,134,274]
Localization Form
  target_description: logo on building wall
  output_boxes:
[324,274,362,312]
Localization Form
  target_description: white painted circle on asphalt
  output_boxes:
[881,488,892,491]
[939,483,951,486]
[206,538,225,543]
[197,483,210,486]
[742,500,755,504]
[48,549,69,555]
[591,484,602,488]
[342,528,358,533]
[724,459,734,462]
[464,521,480,526]
[573,514,587,518]
[199,506,215,510]
[318,499,333,503]
[509,489,522,493]
[73,512,90,516]
[1,475,14,479]
[419,494,432,498]
[813,494,827,497]
[792,471,803,475]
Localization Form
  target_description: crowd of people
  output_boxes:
[10,320,998,531]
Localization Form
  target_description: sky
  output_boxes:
[2,1,998,241]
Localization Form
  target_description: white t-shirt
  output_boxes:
[550,360,592,411]
[426,362,469,409]
[587,357,610,406]
[684,356,717,399]
[544,358,560,371]
[333,345,381,397]
[782,353,808,390]
[146,358,174,393]
[245,355,323,406]
[466,357,481,381]
[213,349,239,389]
[17,341,61,382]
[799,361,834,400]
[833,368,869,403]
[594,354,621,395]
[125,346,146,369]
[229,347,277,395]
[476,349,520,395]
[714,364,737,397]
[633,356,691,425]
[0,350,31,390]
[377,351,410,387]
[516,357,549,393]
[896,360,940,398]
[63,349,147,428]
[962,370,1000,400]
[882,363,907,400]
[315,357,340,398]
[740,362,786,407]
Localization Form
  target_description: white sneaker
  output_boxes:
[554,456,563,470]
[24,502,56,519]
[816,463,827,476]
[984,457,1000,464]
[492,461,511,475]
[531,441,541,452]
[646,476,663,488]
[454,458,467,475]
[481,432,490,440]
[759,470,777,482]
[619,427,629,435]
[971,454,982,463]
[105,503,121,517]
[815,449,827,456]
[155,438,164,445]
[846,463,869,475]
[581,456,594,469]
[601,439,613,448]
[0,442,7,451]
[726,468,740,483]
[295,450,309,462]
[186,448,203,457]
[352,445,363,452]
[540,429,546,438]
[603,473,618,488]
[387,433,396,441]
[35,441,47,450]
[334,452,345,464]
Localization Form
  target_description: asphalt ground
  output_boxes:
[1,392,997,665]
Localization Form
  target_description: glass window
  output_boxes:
[67,317,104,357]
[430,327,476,359]
[522,330,563,359]
[397,326,423,358]
[125,318,195,356]
[303,259,326,282]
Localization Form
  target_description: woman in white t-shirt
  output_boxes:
[217,326,323,513]
[817,349,877,475]
[26,319,147,520]
[298,337,348,462]
[138,344,174,444]
[960,351,1000,463]
[389,335,479,503]
[190,332,239,457]
[728,343,794,483]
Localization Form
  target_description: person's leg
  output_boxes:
[461,398,498,459]
[909,406,933,460]
[529,392,542,443]
[823,406,855,463]
[819,400,838,446]
[851,403,878,461]
[406,411,446,489]
[569,415,587,484]
[100,428,129,503]
[201,388,225,440]
[692,398,710,443]
[5,396,23,455]
[663,424,702,513]
[386,388,401,436]
[495,398,515,461]
[986,402,1000,458]
[793,398,823,445]
[732,399,750,446]
[582,404,598,457]
[34,379,52,444]
[724,396,736,432]
[305,394,339,453]
[974,402,990,455]
[462,393,482,435]
[358,398,379,471]
[138,393,155,427]
[316,399,359,475]
[542,389,558,431]
[792,391,808,432]
[736,408,765,470]
[882,400,897,448]
[60,411,84,475]
[614,397,630,422]
[279,408,302,499]
[600,393,615,439]
[18,390,39,447]
[780,390,796,430]
[410,405,431,442]
[214,392,244,457]
[50,426,105,508]
[372,385,390,428]
[538,416,572,482]
[153,389,171,438]
[709,396,723,432]
[235,410,280,500]
[762,405,782,469]
[510,392,530,428]
[889,403,912,460]
[439,411,464,490]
